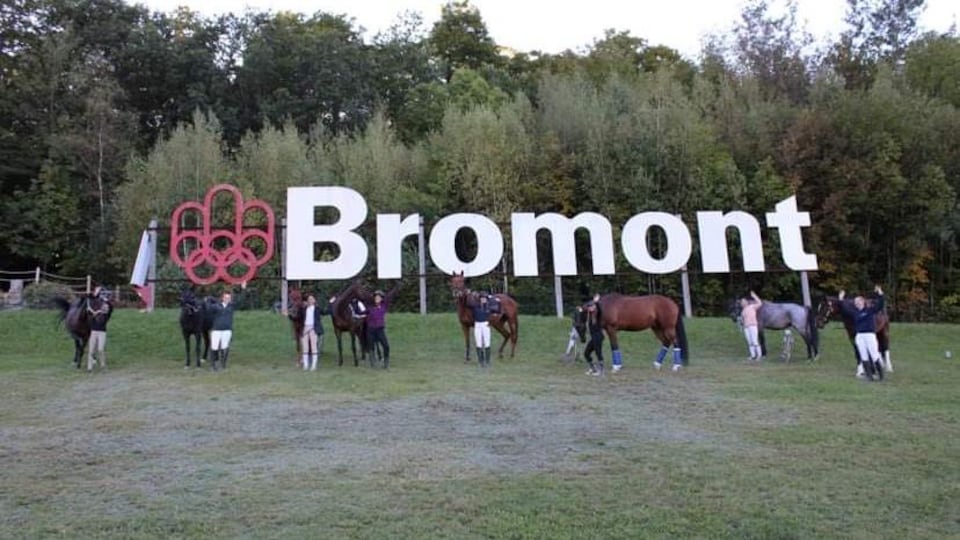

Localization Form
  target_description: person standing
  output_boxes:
[583,300,605,376]
[300,294,324,371]
[740,291,763,362]
[87,286,113,372]
[366,290,391,369]
[839,285,886,381]
[473,293,492,368]
[208,282,246,371]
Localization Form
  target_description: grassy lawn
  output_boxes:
[1,308,958,539]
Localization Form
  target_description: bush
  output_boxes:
[22,281,77,309]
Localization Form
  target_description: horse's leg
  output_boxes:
[780,329,794,362]
[336,330,344,367]
[607,329,622,372]
[461,323,472,362]
[350,332,358,367]
[194,333,202,367]
[508,313,518,358]
[74,337,84,369]
[183,332,191,367]
[492,318,510,359]
[879,328,893,373]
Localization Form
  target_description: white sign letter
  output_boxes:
[429,214,503,277]
[376,213,420,279]
[621,212,692,274]
[766,196,818,271]
[286,186,368,280]
[510,212,615,276]
[696,211,766,273]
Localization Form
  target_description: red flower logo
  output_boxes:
[170,184,275,285]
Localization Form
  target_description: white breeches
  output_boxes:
[474,322,491,348]
[744,325,761,358]
[855,332,881,362]
[211,330,232,351]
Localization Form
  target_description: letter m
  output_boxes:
[510,213,615,277]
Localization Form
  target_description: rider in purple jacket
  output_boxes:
[366,290,390,369]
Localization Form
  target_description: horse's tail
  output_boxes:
[675,309,689,364]
[52,297,71,324]
[806,306,819,355]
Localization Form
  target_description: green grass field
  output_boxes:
[1,308,958,539]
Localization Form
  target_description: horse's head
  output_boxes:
[180,287,200,311]
[449,270,467,299]
[572,306,588,342]
[726,298,743,323]
[815,297,840,329]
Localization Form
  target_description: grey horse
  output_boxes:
[729,299,819,361]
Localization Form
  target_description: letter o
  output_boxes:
[621,212,692,274]
[429,214,504,277]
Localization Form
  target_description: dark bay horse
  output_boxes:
[576,294,688,372]
[288,287,305,365]
[179,288,213,368]
[816,296,892,373]
[328,281,369,367]
[728,299,819,361]
[449,271,519,360]
[54,295,106,369]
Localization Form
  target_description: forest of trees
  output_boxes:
[2,0,960,318]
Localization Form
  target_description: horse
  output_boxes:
[288,287,305,365]
[728,299,819,361]
[575,294,688,372]
[449,271,520,361]
[328,281,370,367]
[815,296,892,373]
[53,295,106,369]
[179,288,213,368]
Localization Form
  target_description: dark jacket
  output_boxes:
[473,304,490,323]
[840,295,885,334]
[89,299,113,332]
[210,301,237,331]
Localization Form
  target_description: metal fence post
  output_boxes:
[147,218,157,312]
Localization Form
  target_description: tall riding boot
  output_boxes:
[476,347,484,367]
[211,350,220,371]
[873,360,884,381]
[485,347,492,367]
[382,354,389,370]
[861,359,875,381]
[221,348,229,370]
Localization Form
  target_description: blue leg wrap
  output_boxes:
[673,347,683,365]
[654,347,668,365]
[612,349,623,366]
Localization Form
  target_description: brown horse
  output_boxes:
[328,281,369,367]
[53,295,106,369]
[449,271,519,360]
[815,296,893,373]
[577,294,688,373]
[288,287,305,365]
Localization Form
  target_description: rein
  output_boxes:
[85,298,110,316]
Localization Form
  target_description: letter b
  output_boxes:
[286,187,368,280]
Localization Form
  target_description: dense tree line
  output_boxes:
[2,0,959,319]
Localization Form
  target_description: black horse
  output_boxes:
[180,288,213,368]
[54,295,106,369]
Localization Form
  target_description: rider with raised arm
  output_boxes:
[208,281,246,371]
[740,290,763,362]
[838,285,886,381]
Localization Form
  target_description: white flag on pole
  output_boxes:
[130,230,152,286]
